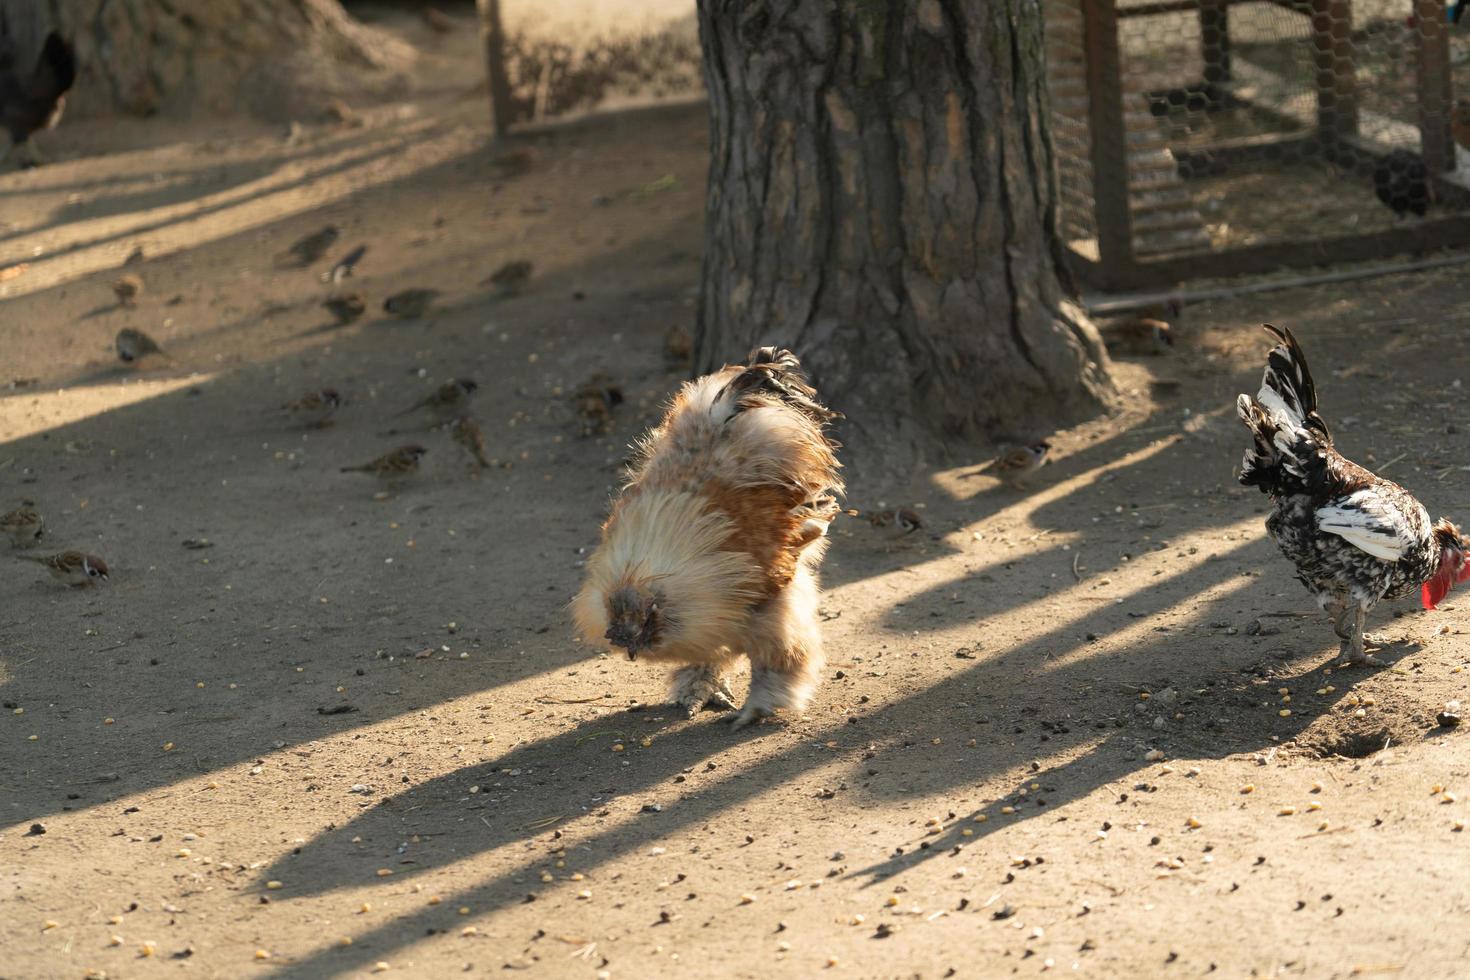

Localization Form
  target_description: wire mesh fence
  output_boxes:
[1045,0,1470,290]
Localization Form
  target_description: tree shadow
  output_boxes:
[250,523,1456,978]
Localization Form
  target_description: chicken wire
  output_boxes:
[1046,0,1470,290]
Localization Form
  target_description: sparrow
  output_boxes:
[112,273,144,306]
[663,324,693,367]
[989,441,1052,484]
[282,388,342,428]
[483,260,532,297]
[448,416,491,468]
[1454,97,1470,151]
[397,378,478,419]
[279,225,340,267]
[115,327,171,365]
[323,292,367,325]
[573,374,623,436]
[0,504,44,548]
[383,288,441,319]
[17,550,110,586]
[868,509,921,533]
[340,444,427,480]
[1099,305,1177,356]
[321,244,368,285]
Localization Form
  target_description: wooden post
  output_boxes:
[1199,0,1231,89]
[475,0,514,137]
[1414,0,1455,173]
[1081,0,1134,287]
[1310,0,1358,139]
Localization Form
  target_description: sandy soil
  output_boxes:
[5,11,1470,980]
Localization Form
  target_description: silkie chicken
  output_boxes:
[573,347,843,727]
[1237,324,1469,665]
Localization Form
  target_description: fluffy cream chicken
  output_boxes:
[573,347,843,727]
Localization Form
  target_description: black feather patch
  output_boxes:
[717,347,841,425]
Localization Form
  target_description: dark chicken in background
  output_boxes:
[1236,325,1470,665]
[1372,149,1430,218]
[0,25,76,168]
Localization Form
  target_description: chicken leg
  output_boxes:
[730,574,824,729]
[1334,604,1378,666]
[669,663,736,718]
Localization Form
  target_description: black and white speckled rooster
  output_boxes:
[1236,324,1469,665]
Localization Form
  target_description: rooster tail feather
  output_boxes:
[1236,393,1278,491]
[1259,324,1331,444]
[1237,326,1332,496]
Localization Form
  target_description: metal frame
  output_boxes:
[1064,0,1470,291]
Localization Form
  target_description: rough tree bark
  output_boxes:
[1,0,414,122]
[695,1,1116,463]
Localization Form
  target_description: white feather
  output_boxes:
[1316,492,1412,562]
[1256,384,1299,428]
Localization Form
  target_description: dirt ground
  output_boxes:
[6,11,1470,980]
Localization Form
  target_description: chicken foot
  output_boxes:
[668,664,736,718]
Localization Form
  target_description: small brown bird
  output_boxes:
[397,378,478,420]
[573,374,624,435]
[448,416,491,468]
[868,508,921,533]
[1,503,44,548]
[323,98,360,127]
[321,245,368,285]
[17,550,109,586]
[282,388,342,428]
[383,288,441,319]
[115,327,170,365]
[664,324,693,367]
[323,292,366,325]
[484,260,533,297]
[988,442,1052,484]
[423,5,455,32]
[340,444,427,480]
[1099,301,1179,356]
[1453,98,1470,151]
[279,225,340,267]
[112,274,144,307]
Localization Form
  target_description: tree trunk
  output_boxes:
[1,0,414,122]
[695,0,1116,465]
